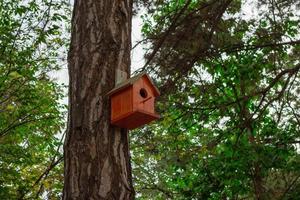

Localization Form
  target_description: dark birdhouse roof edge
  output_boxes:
[107,72,160,96]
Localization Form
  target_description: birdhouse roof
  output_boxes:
[107,72,160,97]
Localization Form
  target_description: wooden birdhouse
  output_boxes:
[107,72,160,130]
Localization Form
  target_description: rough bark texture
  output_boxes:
[63,0,134,199]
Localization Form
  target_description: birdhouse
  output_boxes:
[107,72,160,130]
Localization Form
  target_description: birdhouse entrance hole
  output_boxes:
[140,88,148,98]
[108,72,160,130]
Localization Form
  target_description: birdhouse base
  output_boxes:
[111,110,159,130]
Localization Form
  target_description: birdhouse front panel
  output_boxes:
[132,76,156,114]
[108,72,160,130]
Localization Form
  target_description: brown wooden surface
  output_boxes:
[111,110,159,130]
[133,76,156,114]
[63,0,135,199]
[111,75,159,129]
[107,72,160,97]
[111,86,133,121]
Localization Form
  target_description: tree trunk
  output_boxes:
[63,0,134,199]
[240,80,264,200]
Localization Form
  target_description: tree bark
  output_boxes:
[63,0,134,199]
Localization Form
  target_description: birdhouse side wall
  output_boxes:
[111,87,133,121]
[132,77,155,114]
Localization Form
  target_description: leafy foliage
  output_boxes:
[1,0,300,199]
[132,0,300,199]
[0,0,70,199]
